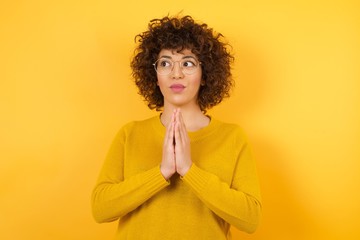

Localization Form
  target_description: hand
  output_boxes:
[174,109,192,176]
[160,111,176,180]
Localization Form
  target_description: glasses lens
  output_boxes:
[181,60,198,74]
[154,59,172,75]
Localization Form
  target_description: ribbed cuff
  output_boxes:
[181,164,212,194]
[141,166,170,195]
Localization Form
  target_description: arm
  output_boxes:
[173,110,261,233]
[181,163,261,233]
[91,125,169,223]
[181,135,262,233]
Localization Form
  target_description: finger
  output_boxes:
[177,109,186,128]
[169,119,174,139]
[164,119,172,142]
[178,110,188,143]
[177,112,184,143]
[175,108,180,124]
[174,120,181,144]
[164,113,175,147]
[171,110,177,142]
[173,109,178,132]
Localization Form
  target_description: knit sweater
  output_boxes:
[91,115,261,239]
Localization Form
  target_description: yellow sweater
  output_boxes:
[92,116,261,239]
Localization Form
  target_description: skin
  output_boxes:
[157,49,210,180]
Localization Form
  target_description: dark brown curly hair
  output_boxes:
[130,15,234,112]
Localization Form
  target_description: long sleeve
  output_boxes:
[91,124,169,223]
[182,127,262,234]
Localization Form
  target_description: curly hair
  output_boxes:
[130,15,234,112]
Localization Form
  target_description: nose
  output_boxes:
[171,61,184,79]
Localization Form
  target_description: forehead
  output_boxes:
[158,49,197,59]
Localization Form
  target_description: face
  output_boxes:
[156,49,202,110]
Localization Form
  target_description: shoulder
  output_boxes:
[211,118,249,144]
[115,116,159,138]
[212,118,247,135]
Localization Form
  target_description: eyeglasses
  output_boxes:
[153,58,201,75]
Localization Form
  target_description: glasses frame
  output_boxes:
[152,58,202,76]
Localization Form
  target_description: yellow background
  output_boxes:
[1,0,359,239]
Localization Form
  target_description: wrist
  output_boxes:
[160,165,174,180]
[178,162,192,177]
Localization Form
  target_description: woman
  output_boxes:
[92,15,261,239]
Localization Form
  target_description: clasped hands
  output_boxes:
[160,109,192,180]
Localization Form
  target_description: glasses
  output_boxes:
[153,58,201,75]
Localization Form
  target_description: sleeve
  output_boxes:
[181,132,262,233]
[91,124,170,223]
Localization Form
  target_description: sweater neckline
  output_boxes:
[151,114,220,142]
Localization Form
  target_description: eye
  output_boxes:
[158,59,172,68]
[182,60,196,68]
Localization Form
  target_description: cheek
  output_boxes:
[156,75,163,86]
[156,76,167,93]
[192,74,202,89]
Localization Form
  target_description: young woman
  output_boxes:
[92,15,261,239]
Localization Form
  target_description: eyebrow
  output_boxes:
[159,55,197,60]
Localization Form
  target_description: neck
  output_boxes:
[160,103,210,132]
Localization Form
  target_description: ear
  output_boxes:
[200,80,205,86]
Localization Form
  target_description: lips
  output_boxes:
[170,84,185,92]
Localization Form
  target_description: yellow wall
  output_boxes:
[1,0,359,239]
